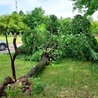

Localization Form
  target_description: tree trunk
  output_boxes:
[27,52,50,78]
[27,43,58,78]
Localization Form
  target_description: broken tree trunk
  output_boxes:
[0,76,14,97]
[5,33,19,82]
[27,52,50,78]
[27,43,58,78]
[11,33,19,81]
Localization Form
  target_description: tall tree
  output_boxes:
[24,7,45,29]
[0,15,9,35]
[72,0,98,15]
[19,10,24,16]
[59,17,72,35]
[9,11,28,35]
[47,15,59,34]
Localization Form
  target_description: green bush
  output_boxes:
[20,14,98,62]
[64,34,93,60]
[21,24,49,55]
[53,34,98,62]
[91,21,98,34]
[71,15,91,35]
[31,49,43,61]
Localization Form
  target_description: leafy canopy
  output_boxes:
[72,0,98,15]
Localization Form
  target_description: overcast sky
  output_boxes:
[0,0,98,20]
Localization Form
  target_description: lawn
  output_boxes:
[0,35,22,44]
[0,54,98,98]
[0,34,97,45]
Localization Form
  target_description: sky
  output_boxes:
[0,0,98,20]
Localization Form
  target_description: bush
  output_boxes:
[22,24,49,55]
[20,15,98,62]
[53,34,98,62]
[64,34,93,60]
[71,15,91,35]
[91,21,98,34]
[30,49,43,61]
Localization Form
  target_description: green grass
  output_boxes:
[95,36,98,42]
[0,35,22,44]
[0,54,98,98]
[93,34,98,42]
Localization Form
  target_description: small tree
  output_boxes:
[5,16,19,82]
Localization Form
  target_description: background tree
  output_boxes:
[9,12,28,35]
[71,15,91,35]
[0,15,9,35]
[91,21,98,34]
[46,15,59,34]
[72,0,98,15]
[59,17,72,35]
[0,7,98,62]
[19,10,24,16]
[23,7,46,30]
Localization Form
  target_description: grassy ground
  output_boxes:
[0,54,98,98]
[0,35,22,44]
[93,34,98,42]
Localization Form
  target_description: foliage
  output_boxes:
[30,49,43,61]
[46,15,60,34]
[71,15,91,35]
[9,12,28,35]
[0,15,9,35]
[19,10,24,16]
[52,15,98,62]
[23,7,46,30]
[1,5,98,98]
[0,7,98,62]
[21,23,49,55]
[20,14,98,62]
[52,33,98,62]
[72,0,98,15]
[0,11,28,35]
[91,21,98,34]
[59,17,72,35]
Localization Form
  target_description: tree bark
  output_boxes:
[27,52,50,78]
[27,43,58,78]
[11,33,19,81]
[5,16,18,82]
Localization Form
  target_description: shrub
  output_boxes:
[20,15,98,62]
[21,24,49,55]
[53,34,98,62]
[71,15,91,35]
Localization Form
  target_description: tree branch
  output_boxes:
[11,33,19,82]
[5,16,12,61]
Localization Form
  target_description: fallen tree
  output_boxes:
[0,34,31,97]
[0,16,58,97]
[27,43,58,78]
[0,32,58,97]
[27,52,50,78]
